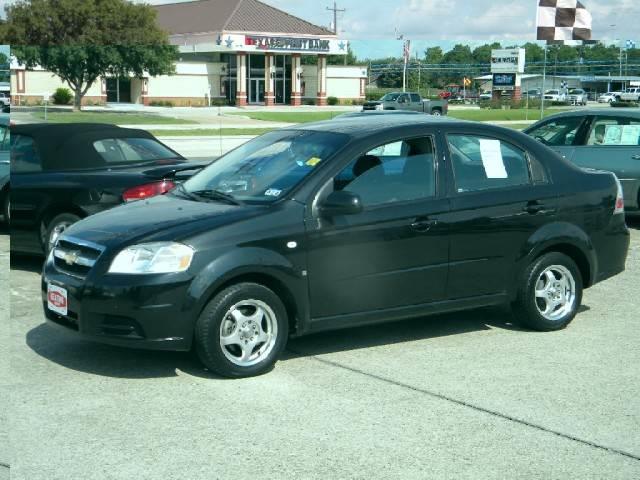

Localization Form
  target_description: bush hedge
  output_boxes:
[52,88,73,105]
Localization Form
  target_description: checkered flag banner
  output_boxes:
[536,0,592,41]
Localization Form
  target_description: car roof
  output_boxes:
[291,113,468,137]
[11,123,162,170]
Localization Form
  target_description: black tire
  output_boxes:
[513,252,583,332]
[43,213,81,253]
[431,109,442,116]
[2,190,8,225]
[195,282,288,378]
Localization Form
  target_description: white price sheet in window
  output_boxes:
[479,139,508,179]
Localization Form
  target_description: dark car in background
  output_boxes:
[524,109,640,215]
[0,114,9,222]
[11,123,202,254]
[43,115,629,378]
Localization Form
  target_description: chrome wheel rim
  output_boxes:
[534,265,576,321]
[49,221,73,250]
[219,299,278,367]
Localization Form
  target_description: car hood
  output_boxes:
[62,194,266,250]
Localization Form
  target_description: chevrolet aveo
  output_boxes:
[42,115,630,378]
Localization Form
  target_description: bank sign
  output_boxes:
[212,33,348,55]
[246,36,331,52]
[491,49,526,74]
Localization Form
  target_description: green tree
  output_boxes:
[472,42,501,64]
[2,0,178,110]
[328,45,358,65]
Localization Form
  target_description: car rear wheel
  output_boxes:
[44,213,81,253]
[195,283,288,378]
[432,109,442,116]
[513,252,583,331]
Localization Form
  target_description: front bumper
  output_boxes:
[42,258,196,351]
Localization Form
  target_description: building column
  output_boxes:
[291,53,302,106]
[316,54,327,106]
[236,52,247,107]
[264,53,275,107]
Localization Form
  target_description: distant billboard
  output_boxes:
[491,49,525,74]
[492,73,516,89]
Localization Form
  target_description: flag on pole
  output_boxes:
[536,0,592,41]
[403,40,411,65]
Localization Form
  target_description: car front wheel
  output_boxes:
[195,283,288,378]
[43,213,81,253]
[513,252,583,331]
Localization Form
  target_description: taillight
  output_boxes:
[122,180,175,202]
[613,176,624,215]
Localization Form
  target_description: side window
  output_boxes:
[334,136,436,207]
[10,135,42,173]
[528,117,584,146]
[448,134,531,193]
[0,126,8,151]
[93,138,177,164]
[586,117,640,146]
[410,93,421,103]
[398,94,409,104]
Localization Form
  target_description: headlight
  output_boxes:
[108,242,194,274]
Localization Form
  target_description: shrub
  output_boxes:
[327,96,339,106]
[52,87,73,105]
[303,99,316,106]
[149,100,174,107]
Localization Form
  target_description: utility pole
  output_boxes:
[326,2,345,35]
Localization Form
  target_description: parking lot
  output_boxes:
[2,221,639,479]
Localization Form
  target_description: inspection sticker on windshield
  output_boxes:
[479,139,508,179]
[265,189,282,197]
[47,283,68,316]
[306,157,322,167]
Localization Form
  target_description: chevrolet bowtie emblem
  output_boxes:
[63,251,81,266]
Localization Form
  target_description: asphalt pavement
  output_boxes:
[0,226,9,480]
[3,221,640,479]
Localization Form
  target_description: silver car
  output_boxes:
[524,109,640,215]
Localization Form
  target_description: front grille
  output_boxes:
[53,237,105,279]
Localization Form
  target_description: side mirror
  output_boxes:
[319,190,363,217]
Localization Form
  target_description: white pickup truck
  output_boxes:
[619,87,640,102]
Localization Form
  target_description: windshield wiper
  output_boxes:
[171,183,201,201]
[189,189,245,206]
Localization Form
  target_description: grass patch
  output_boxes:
[149,128,275,137]
[228,111,345,123]
[31,111,197,125]
[448,109,555,122]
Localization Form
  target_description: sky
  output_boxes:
[1,0,638,59]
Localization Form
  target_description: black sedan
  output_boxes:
[43,115,630,378]
[0,115,9,222]
[11,123,202,254]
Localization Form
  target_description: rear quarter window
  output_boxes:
[10,134,42,173]
[93,138,178,165]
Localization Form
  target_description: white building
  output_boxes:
[11,0,368,107]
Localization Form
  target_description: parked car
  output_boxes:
[598,92,621,103]
[0,115,9,222]
[43,115,629,378]
[522,89,542,100]
[11,123,203,255]
[479,91,493,101]
[362,92,448,116]
[524,109,640,214]
[620,87,640,102]
[567,88,588,106]
[544,89,566,102]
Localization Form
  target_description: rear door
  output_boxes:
[444,130,557,300]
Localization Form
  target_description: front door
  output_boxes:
[306,134,450,320]
[249,79,265,104]
[105,78,132,103]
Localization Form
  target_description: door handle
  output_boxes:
[410,219,437,232]
[524,201,547,214]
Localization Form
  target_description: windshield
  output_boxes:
[380,93,401,101]
[182,130,349,204]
